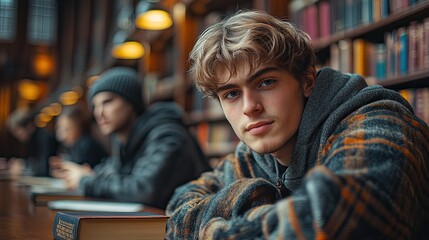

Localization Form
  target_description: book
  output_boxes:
[16,176,67,190]
[30,190,86,206]
[353,38,366,76]
[48,200,145,212]
[398,27,408,75]
[52,211,169,240]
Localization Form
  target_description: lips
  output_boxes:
[97,120,109,126]
[245,121,273,135]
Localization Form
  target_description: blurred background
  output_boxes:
[0,0,288,159]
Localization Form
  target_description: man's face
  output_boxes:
[55,115,81,147]
[91,92,136,136]
[216,64,313,160]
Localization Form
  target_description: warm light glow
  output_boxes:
[37,112,52,123]
[50,103,62,116]
[34,53,54,77]
[41,103,62,117]
[18,79,41,101]
[35,112,53,128]
[112,41,145,59]
[34,114,49,128]
[86,75,99,87]
[135,10,173,30]
[72,85,84,97]
[41,106,56,116]
[60,91,80,105]
[34,118,47,128]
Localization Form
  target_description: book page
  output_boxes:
[48,200,144,212]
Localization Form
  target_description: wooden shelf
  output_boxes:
[312,1,429,50]
[377,69,429,90]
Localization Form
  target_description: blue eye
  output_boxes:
[225,90,240,99]
[260,79,274,87]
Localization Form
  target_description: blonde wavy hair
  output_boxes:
[189,10,315,98]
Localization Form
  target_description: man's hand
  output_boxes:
[8,158,25,177]
[50,156,93,190]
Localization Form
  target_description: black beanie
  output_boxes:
[87,67,144,115]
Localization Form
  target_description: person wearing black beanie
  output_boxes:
[87,66,145,115]
[51,66,211,209]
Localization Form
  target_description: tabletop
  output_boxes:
[0,178,166,239]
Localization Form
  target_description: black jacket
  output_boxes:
[26,127,59,176]
[79,102,211,209]
[59,134,108,168]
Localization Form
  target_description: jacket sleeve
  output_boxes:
[166,154,281,239]
[79,124,203,209]
[167,101,429,239]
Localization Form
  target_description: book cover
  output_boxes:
[30,190,86,206]
[52,211,169,240]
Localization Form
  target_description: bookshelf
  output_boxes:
[289,0,429,125]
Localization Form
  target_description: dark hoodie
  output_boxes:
[166,67,429,239]
[79,102,211,209]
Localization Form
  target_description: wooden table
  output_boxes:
[0,180,53,239]
[0,179,166,239]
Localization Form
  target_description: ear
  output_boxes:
[302,67,316,98]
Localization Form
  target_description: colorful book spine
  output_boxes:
[353,38,366,76]
[319,1,332,38]
[376,43,387,80]
[398,27,408,75]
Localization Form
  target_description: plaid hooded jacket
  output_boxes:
[166,67,429,239]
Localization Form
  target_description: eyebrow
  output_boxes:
[216,67,279,93]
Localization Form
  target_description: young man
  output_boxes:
[50,106,108,168]
[6,108,59,177]
[51,66,211,209]
[166,11,429,239]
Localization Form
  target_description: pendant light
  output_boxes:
[135,0,173,30]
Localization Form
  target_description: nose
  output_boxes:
[93,105,103,119]
[242,91,262,117]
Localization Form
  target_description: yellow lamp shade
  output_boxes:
[135,10,173,30]
[112,41,145,59]
[18,79,41,101]
[33,53,54,77]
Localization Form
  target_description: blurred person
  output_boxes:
[50,106,108,177]
[51,66,211,209]
[6,108,59,177]
[166,11,429,239]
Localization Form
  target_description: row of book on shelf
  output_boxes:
[328,17,429,81]
[11,176,168,240]
[291,0,427,40]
